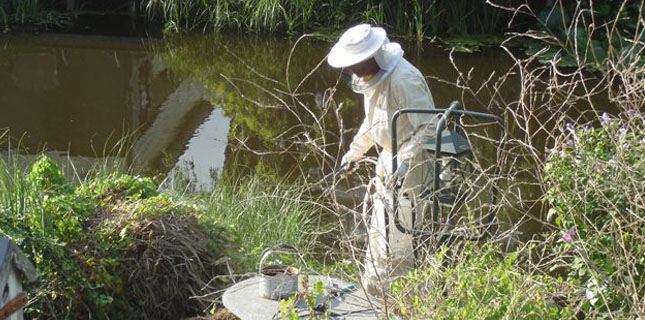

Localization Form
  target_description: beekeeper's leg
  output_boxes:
[390,149,434,277]
[362,150,431,293]
[361,187,389,296]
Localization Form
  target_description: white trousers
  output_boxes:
[362,149,434,293]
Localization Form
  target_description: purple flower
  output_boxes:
[600,112,611,127]
[566,122,575,134]
[627,109,635,117]
[562,226,577,242]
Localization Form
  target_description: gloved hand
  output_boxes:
[340,151,362,174]
[387,162,408,188]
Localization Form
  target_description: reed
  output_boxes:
[139,0,515,37]
[362,0,384,27]
[0,0,40,25]
[1,0,516,37]
[411,0,426,41]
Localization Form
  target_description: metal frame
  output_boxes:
[389,101,505,247]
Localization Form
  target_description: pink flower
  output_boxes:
[562,226,577,242]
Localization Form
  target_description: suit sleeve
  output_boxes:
[344,116,375,162]
[392,74,437,162]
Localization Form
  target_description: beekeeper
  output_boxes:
[327,24,437,295]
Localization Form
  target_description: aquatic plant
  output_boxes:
[0,0,72,31]
[139,0,518,38]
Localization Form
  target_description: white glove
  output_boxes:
[340,151,362,173]
[387,162,408,189]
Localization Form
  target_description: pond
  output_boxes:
[0,31,517,182]
[3,30,558,236]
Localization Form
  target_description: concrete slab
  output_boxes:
[223,276,381,320]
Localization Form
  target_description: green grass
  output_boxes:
[203,174,321,271]
[139,0,514,37]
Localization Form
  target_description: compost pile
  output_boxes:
[93,196,233,319]
[11,156,236,319]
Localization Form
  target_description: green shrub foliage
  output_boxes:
[0,156,233,319]
[545,112,645,317]
[390,243,574,319]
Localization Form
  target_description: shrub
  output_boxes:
[389,243,574,319]
[0,156,234,319]
[545,112,645,317]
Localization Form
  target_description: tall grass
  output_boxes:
[203,174,321,271]
[0,151,37,244]
[0,0,526,37]
[139,0,516,37]
[4,0,40,24]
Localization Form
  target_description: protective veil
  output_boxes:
[342,40,437,293]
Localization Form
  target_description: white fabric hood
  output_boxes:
[350,40,404,93]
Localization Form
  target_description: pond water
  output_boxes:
[0,32,517,183]
[3,31,557,236]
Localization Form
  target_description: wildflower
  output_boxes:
[627,109,635,117]
[562,226,577,242]
[565,122,575,134]
[600,112,610,127]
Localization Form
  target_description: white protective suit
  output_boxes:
[342,40,437,292]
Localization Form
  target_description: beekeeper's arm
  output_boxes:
[341,118,374,167]
[393,75,436,164]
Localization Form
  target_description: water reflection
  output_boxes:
[0,35,159,155]
[0,34,230,188]
[0,32,519,188]
[164,107,230,192]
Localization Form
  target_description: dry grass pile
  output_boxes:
[92,197,234,319]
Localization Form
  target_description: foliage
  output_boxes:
[203,173,320,272]
[279,275,328,319]
[141,0,518,38]
[0,0,71,32]
[544,112,645,318]
[522,0,643,69]
[0,155,233,319]
[389,243,575,319]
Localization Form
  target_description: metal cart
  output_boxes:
[389,100,505,253]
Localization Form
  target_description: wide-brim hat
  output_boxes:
[327,24,387,68]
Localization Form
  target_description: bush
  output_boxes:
[0,156,234,319]
[389,243,574,319]
[545,112,645,317]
